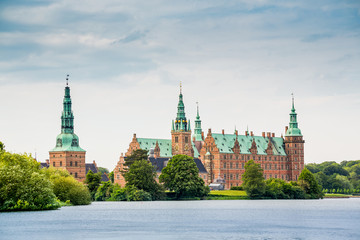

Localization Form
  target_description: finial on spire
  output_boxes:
[291,93,294,108]
[66,74,69,86]
[180,81,182,94]
[196,101,199,116]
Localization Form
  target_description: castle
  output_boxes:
[41,77,108,182]
[114,86,304,189]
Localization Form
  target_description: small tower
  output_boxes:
[171,83,193,157]
[284,94,305,181]
[49,76,86,181]
[193,102,203,141]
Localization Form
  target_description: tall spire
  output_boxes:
[174,82,188,131]
[193,102,202,141]
[285,94,302,136]
[61,75,74,134]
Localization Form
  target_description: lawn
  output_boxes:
[206,190,248,200]
[324,193,351,198]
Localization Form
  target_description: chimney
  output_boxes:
[245,131,248,136]
[285,126,288,133]
[262,132,265,137]
[46,159,49,164]
[267,132,270,138]
[133,133,137,140]
[193,136,195,142]
[250,131,253,136]
[222,129,225,135]
[235,130,238,136]
[272,133,275,138]
[93,160,97,168]
[208,128,212,134]
[201,131,204,139]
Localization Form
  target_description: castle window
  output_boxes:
[295,157,297,161]
[275,175,277,178]
[224,174,226,179]
[282,175,284,180]
[70,161,73,166]
[269,164,272,170]
[60,161,62,167]
[230,174,233,180]
[264,174,267,180]
[295,144,297,148]
[53,162,55,167]
[269,174,272,178]
[204,175,206,180]
[281,165,284,170]
[275,164,277,169]
[242,163,244,169]
[247,156,250,160]
[236,156,238,160]
[230,155,232,160]
[269,157,271,161]
[295,151,297,154]
[236,163,239,169]
[175,137,178,143]
[265,157,267,161]
[258,157,261,161]
[223,163,226,169]
[224,155,227,160]
[265,164,267,170]
[295,165,298,169]
[75,161,78,167]
[236,174,239,180]
[242,155,244,160]
[117,174,120,180]
[230,163,233,169]
[185,137,189,143]
[53,155,55,157]
[75,172,78,178]
[296,175,298,181]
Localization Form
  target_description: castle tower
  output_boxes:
[49,76,86,181]
[284,94,305,181]
[171,83,193,157]
[193,102,203,141]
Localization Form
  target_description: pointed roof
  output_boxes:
[285,94,302,136]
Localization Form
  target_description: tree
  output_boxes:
[0,150,60,211]
[44,168,91,205]
[124,159,164,200]
[109,171,114,183]
[98,167,109,175]
[85,170,102,200]
[242,159,266,199]
[124,149,149,167]
[299,168,323,199]
[95,181,113,201]
[0,141,4,151]
[323,163,349,176]
[159,154,209,199]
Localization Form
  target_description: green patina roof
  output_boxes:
[137,137,200,158]
[285,96,303,137]
[137,138,173,157]
[212,133,286,156]
[50,133,86,152]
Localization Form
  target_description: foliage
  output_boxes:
[98,167,109,174]
[264,178,305,199]
[95,181,113,201]
[85,170,102,200]
[123,149,149,167]
[107,184,152,201]
[124,159,164,200]
[159,154,209,199]
[109,171,114,183]
[0,150,60,211]
[45,168,91,205]
[0,141,4,151]
[230,186,243,190]
[242,159,266,199]
[299,168,324,199]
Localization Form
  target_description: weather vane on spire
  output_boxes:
[66,74,69,86]
[291,93,294,107]
[180,81,182,94]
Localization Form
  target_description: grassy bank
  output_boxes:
[206,190,249,200]
[324,194,351,198]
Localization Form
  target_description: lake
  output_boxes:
[1,198,359,240]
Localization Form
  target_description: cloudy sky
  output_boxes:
[1,0,359,170]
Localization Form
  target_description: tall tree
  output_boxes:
[159,154,209,199]
[84,170,102,200]
[242,159,266,199]
[124,160,164,200]
[124,149,149,167]
[299,168,323,199]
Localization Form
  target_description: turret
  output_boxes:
[193,102,203,141]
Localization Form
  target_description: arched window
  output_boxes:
[75,172,78,178]
[75,161,78,167]
[60,161,62,167]
[70,161,73,166]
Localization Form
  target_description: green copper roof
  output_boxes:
[285,95,302,137]
[51,133,85,152]
[212,133,286,156]
[137,138,173,157]
[51,78,85,152]
[137,137,200,158]
[173,84,190,132]
[193,103,203,141]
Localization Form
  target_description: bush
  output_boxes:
[95,181,113,201]
[230,186,243,191]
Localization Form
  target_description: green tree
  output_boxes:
[85,170,102,200]
[124,159,164,200]
[109,171,114,183]
[298,168,323,199]
[159,154,209,199]
[0,141,4,151]
[124,149,149,167]
[95,181,113,201]
[98,167,109,174]
[242,159,266,199]
[44,168,91,205]
[0,150,60,211]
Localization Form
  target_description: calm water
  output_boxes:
[1,199,359,240]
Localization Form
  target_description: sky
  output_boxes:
[0,0,360,170]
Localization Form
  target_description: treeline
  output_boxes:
[0,142,91,211]
[242,160,323,199]
[87,150,209,201]
[306,160,360,193]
